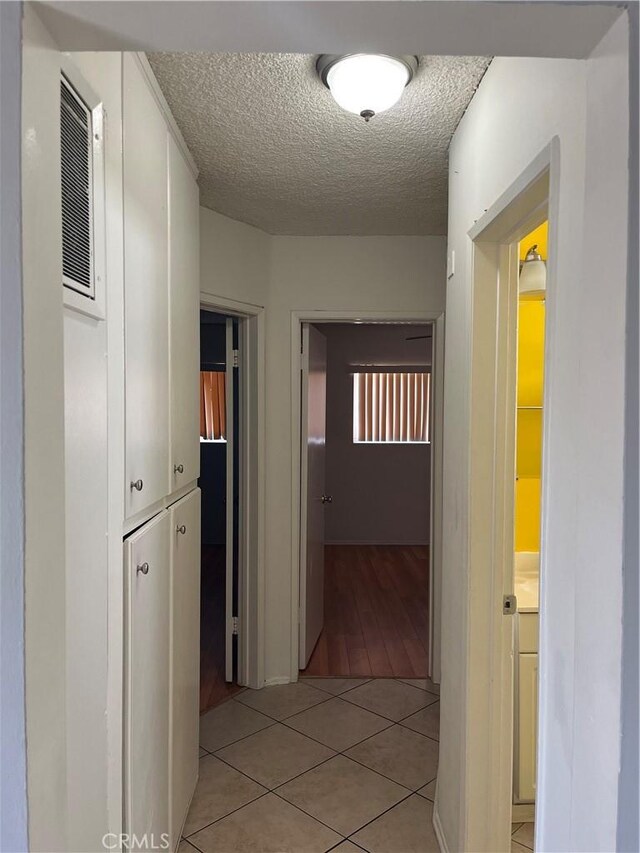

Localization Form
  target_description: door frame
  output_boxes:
[460,141,558,851]
[290,309,445,683]
[200,292,266,690]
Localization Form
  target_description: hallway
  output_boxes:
[304,546,429,678]
[181,678,440,851]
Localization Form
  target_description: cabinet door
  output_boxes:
[517,652,539,802]
[168,134,200,492]
[170,488,201,845]
[123,54,169,519]
[124,511,171,847]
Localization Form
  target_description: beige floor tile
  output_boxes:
[400,701,440,740]
[187,792,341,853]
[511,822,524,833]
[351,794,439,853]
[216,723,335,788]
[512,842,531,853]
[198,746,208,758]
[343,679,435,721]
[512,822,535,849]
[199,698,274,752]
[286,697,392,751]
[302,677,371,695]
[398,678,440,696]
[332,843,366,852]
[417,779,436,801]
[182,755,266,836]
[277,755,408,836]
[235,681,328,720]
[178,840,199,853]
[346,725,438,790]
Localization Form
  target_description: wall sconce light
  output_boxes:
[519,245,547,299]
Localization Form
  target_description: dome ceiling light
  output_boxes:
[317,54,418,122]
[519,244,547,299]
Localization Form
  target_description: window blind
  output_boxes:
[200,371,227,441]
[353,371,430,443]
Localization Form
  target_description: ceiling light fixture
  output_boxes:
[317,54,418,122]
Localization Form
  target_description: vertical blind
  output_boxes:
[353,371,430,443]
[200,371,227,440]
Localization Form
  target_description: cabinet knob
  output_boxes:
[136,562,149,575]
[130,479,144,492]
[176,524,187,535]
[174,464,184,475]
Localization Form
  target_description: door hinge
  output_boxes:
[232,616,239,636]
[232,349,239,369]
[503,594,517,615]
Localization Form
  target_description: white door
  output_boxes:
[225,319,235,681]
[168,134,200,493]
[299,324,328,669]
[123,54,169,519]
[170,488,201,847]
[124,510,171,847]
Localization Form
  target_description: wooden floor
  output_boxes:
[303,545,429,678]
[200,545,243,714]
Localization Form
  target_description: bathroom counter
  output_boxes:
[514,552,539,613]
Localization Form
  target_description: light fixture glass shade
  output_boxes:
[519,245,547,299]
[322,55,414,118]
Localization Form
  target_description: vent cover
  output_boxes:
[61,74,94,297]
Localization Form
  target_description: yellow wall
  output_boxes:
[515,222,547,552]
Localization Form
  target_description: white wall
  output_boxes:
[200,207,270,308]
[439,15,629,853]
[323,323,432,544]
[0,4,28,851]
[62,52,123,853]
[21,7,68,850]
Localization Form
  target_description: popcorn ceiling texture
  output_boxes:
[148,53,490,235]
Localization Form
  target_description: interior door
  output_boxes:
[124,510,171,847]
[170,488,201,847]
[224,319,235,681]
[299,324,328,669]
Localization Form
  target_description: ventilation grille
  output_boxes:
[61,75,93,296]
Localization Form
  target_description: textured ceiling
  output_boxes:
[148,52,490,235]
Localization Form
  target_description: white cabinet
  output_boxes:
[169,489,201,845]
[123,54,170,520]
[516,652,538,802]
[124,510,171,846]
[168,135,200,492]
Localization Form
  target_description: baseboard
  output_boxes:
[324,540,430,546]
[432,796,450,853]
[263,676,291,687]
[512,803,535,822]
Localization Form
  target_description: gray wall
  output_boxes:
[322,324,432,545]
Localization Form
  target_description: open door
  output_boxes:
[299,324,328,669]
[224,318,235,682]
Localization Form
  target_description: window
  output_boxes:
[353,371,430,443]
[200,371,227,442]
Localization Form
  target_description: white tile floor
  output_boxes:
[181,677,442,852]
[182,676,534,853]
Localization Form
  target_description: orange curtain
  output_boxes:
[200,371,227,440]
[354,372,430,442]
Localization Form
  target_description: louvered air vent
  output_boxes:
[61,74,94,297]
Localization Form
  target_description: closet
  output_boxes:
[122,54,201,850]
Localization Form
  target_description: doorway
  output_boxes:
[464,150,555,852]
[198,309,242,712]
[293,314,445,683]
